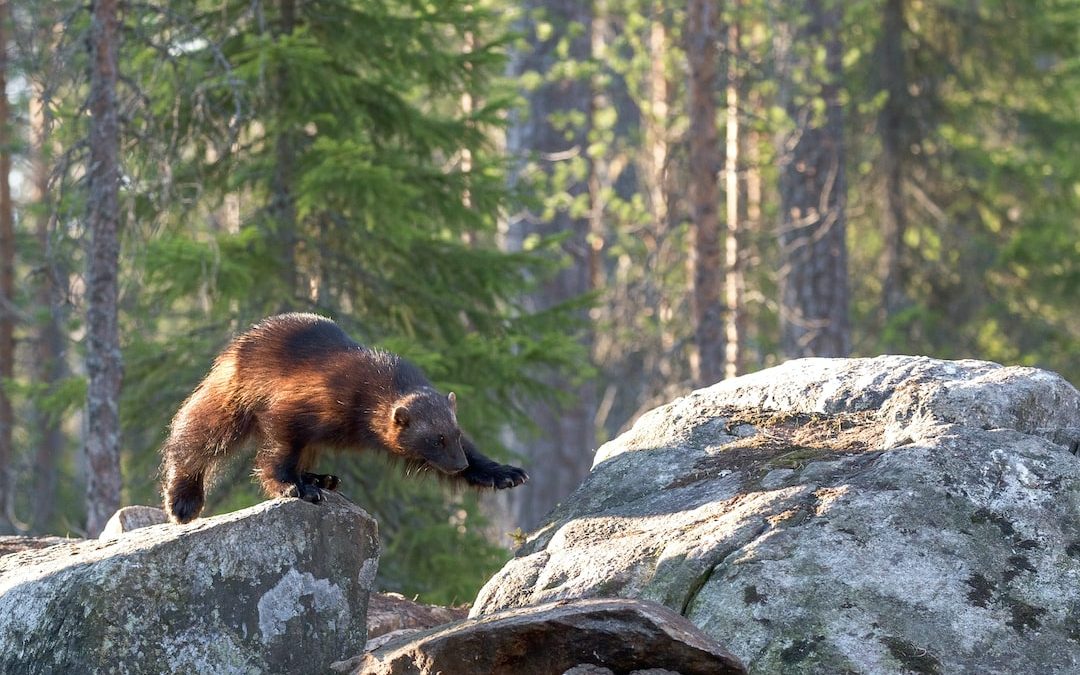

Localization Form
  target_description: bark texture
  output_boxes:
[723,16,743,379]
[0,0,14,534]
[776,0,850,358]
[878,0,910,327]
[686,0,725,385]
[83,0,124,536]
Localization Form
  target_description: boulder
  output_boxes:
[332,597,747,674]
[99,504,169,538]
[0,492,379,675]
[472,356,1080,674]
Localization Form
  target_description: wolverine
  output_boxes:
[160,313,528,523]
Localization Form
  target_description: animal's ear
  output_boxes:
[447,391,457,413]
[393,405,410,427]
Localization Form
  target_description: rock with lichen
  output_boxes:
[471,356,1080,674]
[0,492,378,675]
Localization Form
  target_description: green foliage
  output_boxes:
[10,0,1080,600]
[120,0,582,600]
[12,0,583,599]
[844,0,1080,382]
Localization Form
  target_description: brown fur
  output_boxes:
[160,313,527,523]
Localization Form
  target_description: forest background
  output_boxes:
[0,0,1076,604]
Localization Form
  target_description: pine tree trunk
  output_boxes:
[636,4,679,398]
[742,91,763,368]
[686,0,725,385]
[30,77,66,534]
[776,0,850,358]
[0,0,14,534]
[644,5,669,238]
[270,0,298,304]
[83,0,123,536]
[722,16,743,379]
[501,0,596,531]
[878,0,908,328]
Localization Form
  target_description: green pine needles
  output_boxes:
[99,0,583,602]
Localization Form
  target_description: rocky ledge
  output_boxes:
[0,493,379,675]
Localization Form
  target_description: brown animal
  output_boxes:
[160,313,528,523]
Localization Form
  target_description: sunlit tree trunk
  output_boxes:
[648,5,683,390]
[0,0,14,534]
[591,3,686,446]
[723,14,743,378]
[776,0,850,358]
[686,0,725,385]
[84,0,124,536]
[742,90,763,368]
[644,5,669,244]
[638,3,681,396]
[501,0,596,531]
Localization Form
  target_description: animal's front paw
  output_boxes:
[464,463,529,489]
[302,472,341,491]
[282,481,324,503]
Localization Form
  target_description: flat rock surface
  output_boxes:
[0,492,379,675]
[0,535,82,557]
[334,597,747,675]
[472,356,1080,674]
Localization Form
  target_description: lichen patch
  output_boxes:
[257,568,349,644]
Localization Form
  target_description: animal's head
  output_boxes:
[390,389,468,474]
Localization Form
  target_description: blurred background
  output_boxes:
[0,0,1076,603]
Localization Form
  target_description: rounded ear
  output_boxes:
[447,391,457,412]
[393,405,410,427]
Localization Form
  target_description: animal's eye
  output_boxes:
[438,434,447,447]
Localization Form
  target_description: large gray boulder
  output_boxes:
[0,492,379,674]
[472,356,1080,674]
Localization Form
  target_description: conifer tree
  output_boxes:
[112,0,581,601]
[83,0,123,536]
